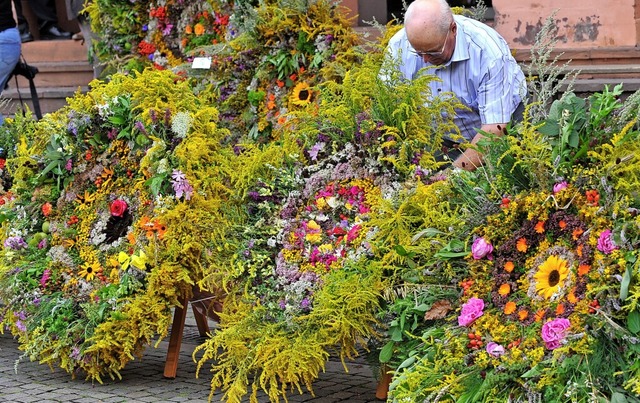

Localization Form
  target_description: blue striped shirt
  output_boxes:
[386,15,527,141]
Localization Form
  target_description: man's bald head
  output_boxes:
[404,0,453,51]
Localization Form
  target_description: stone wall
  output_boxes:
[491,0,638,49]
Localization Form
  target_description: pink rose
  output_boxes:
[458,297,484,326]
[597,229,618,254]
[471,237,493,260]
[541,318,571,350]
[553,181,568,194]
[110,199,128,217]
[485,342,505,357]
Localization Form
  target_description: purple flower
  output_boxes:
[4,236,27,250]
[597,229,618,254]
[553,181,568,194]
[134,121,148,135]
[300,297,311,309]
[65,158,73,171]
[15,320,26,332]
[458,297,484,327]
[308,142,325,161]
[471,237,493,260]
[162,24,173,36]
[541,318,571,350]
[40,269,51,287]
[485,342,505,357]
[171,169,194,200]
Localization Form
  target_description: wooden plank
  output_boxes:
[163,296,189,379]
[191,304,210,337]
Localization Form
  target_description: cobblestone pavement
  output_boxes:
[0,311,384,403]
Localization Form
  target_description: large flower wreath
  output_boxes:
[0,69,231,381]
[386,89,640,401]
[192,45,465,401]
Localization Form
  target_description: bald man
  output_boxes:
[385,0,526,170]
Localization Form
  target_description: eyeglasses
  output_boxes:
[412,28,450,58]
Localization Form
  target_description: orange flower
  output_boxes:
[559,220,567,229]
[498,284,511,296]
[576,244,583,257]
[518,310,529,321]
[266,93,276,110]
[578,264,590,276]
[41,202,53,217]
[516,238,528,253]
[586,189,600,206]
[504,301,517,315]
[504,261,515,273]
[535,220,545,233]
[534,309,546,322]
[567,288,578,304]
[194,23,205,36]
[572,228,584,240]
[276,80,285,88]
[185,25,193,34]
[289,73,297,81]
[555,303,565,315]
[154,219,167,239]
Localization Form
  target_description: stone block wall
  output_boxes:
[492,0,638,49]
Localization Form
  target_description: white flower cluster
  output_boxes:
[171,111,192,138]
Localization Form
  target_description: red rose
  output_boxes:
[110,199,128,217]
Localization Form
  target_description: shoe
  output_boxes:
[18,23,33,43]
[39,24,72,40]
[20,31,34,43]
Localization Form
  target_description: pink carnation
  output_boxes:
[597,229,618,254]
[485,342,505,357]
[471,237,493,260]
[458,297,484,326]
[541,318,571,350]
[553,181,568,194]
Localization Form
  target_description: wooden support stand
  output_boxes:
[163,295,211,378]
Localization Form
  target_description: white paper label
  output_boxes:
[191,57,212,69]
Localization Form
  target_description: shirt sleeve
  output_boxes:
[477,56,525,125]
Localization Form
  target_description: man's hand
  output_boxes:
[452,123,507,171]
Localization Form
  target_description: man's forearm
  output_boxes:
[452,123,506,171]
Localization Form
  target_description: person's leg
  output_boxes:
[0,27,22,124]
[26,0,71,40]
[12,0,33,43]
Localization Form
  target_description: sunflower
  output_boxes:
[533,254,569,299]
[289,82,313,106]
[78,262,100,281]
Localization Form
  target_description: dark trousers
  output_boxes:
[13,0,58,27]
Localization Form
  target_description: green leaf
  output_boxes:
[627,310,640,334]
[108,115,126,125]
[411,228,445,243]
[611,392,629,403]
[621,266,632,301]
[379,341,394,363]
[521,365,541,378]
[397,355,416,369]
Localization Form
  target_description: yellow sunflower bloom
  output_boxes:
[533,255,569,299]
[290,82,313,106]
[78,262,100,281]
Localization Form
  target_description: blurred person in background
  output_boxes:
[0,0,21,124]
[13,0,72,42]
